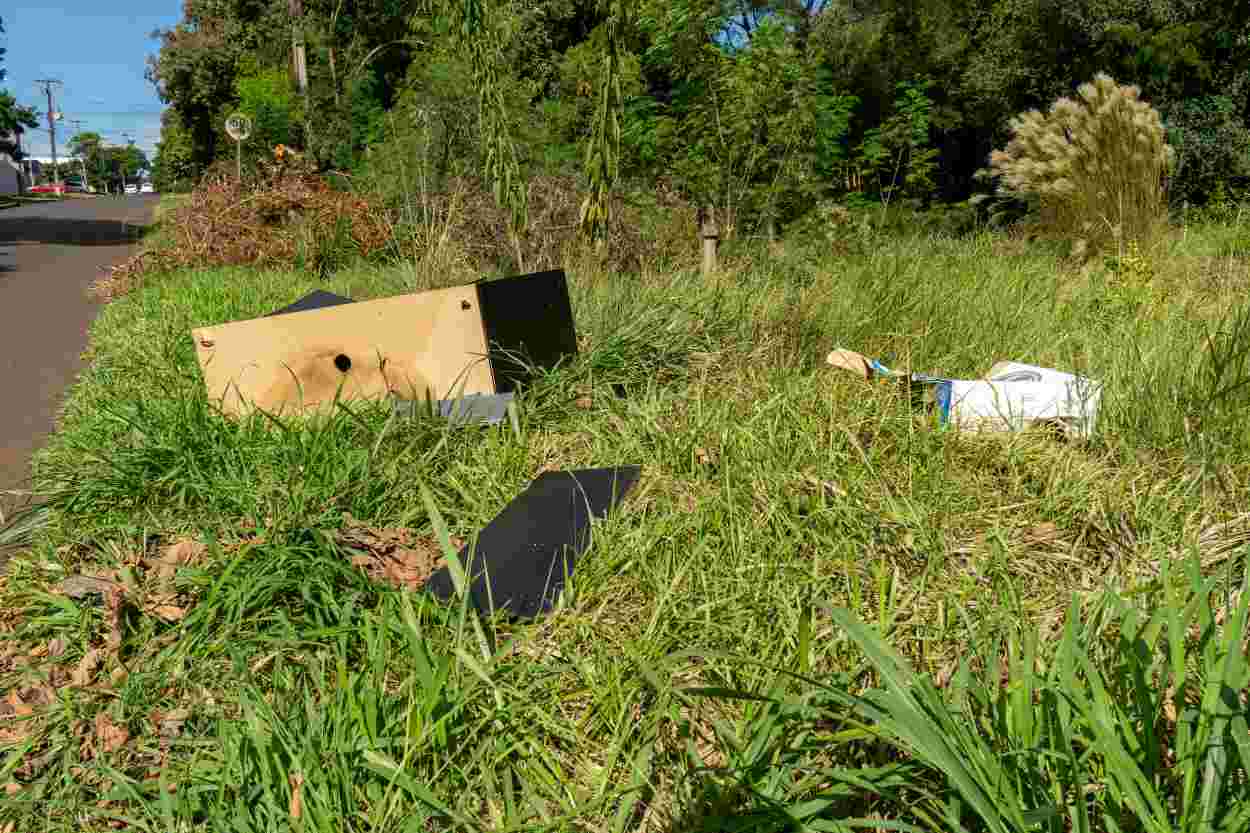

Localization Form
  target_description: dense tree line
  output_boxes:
[147,0,1250,231]
[61,132,150,193]
[0,15,41,168]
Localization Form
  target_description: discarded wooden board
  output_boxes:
[192,270,578,418]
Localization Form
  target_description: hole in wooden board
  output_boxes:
[334,354,352,373]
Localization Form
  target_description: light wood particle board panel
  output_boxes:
[192,286,496,417]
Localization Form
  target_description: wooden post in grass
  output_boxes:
[700,205,719,278]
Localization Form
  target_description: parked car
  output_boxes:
[140,182,154,194]
[124,183,139,194]
[27,183,65,195]
[65,180,89,193]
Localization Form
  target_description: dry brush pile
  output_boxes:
[390,173,697,276]
[95,162,699,302]
[93,162,392,301]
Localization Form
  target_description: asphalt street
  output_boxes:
[0,194,157,525]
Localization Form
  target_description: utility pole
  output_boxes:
[34,79,64,187]
[14,126,24,191]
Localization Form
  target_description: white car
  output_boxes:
[125,183,139,194]
[140,182,154,194]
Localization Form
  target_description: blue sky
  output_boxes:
[3,3,182,160]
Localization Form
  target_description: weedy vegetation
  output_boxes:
[2,71,1250,832]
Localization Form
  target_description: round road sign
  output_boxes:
[225,113,253,141]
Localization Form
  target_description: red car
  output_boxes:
[27,183,66,195]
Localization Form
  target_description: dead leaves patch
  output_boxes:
[0,686,56,745]
[71,648,106,687]
[94,712,130,755]
[149,707,190,741]
[72,712,131,761]
[336,516,446,591]
[150,538,207,585]
[56,536,204,632]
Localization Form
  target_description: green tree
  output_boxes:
[0,14,40,164]
[151,110,197,192]
[854,79,938,202]
[67,132,107,191]
[146,0,287,173]
[1163,95,1250,205]
[233,62,303,167]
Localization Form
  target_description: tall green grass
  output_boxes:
[1,219,1248,831]
[686,554,1250,832]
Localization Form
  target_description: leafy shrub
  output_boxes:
[783,200,874,255]
[1162,95,1250,208]
[985,73,1175,257]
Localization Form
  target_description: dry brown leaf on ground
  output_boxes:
[72,648,105,687]
[15,686,54,709]
[349,541,446,591]
[59,573,120,600]
[0,696,28,744]
[105,585,127,654]
[337,517,446,590]
[143,590,190,623]
[336,515,414,553]
[381,545,446,590]
[148,537,208,585]
[47,637,67,658]
[5,690,32,719]
[150,708,190,741]
[289,772,304,820]
[159,538,207,566]
[94,712,130,755]
[150,604,188,622]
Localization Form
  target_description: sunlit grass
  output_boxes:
[1,216,1248,831]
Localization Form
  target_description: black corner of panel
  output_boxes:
[475,269,578,394]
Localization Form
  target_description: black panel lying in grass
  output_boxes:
[425,466,642,619]
[266,289,355,317]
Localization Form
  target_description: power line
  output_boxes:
[33,79,64,183]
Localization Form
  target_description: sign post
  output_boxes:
[224,113,253,181]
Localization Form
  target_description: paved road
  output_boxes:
[0,195,157,525]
